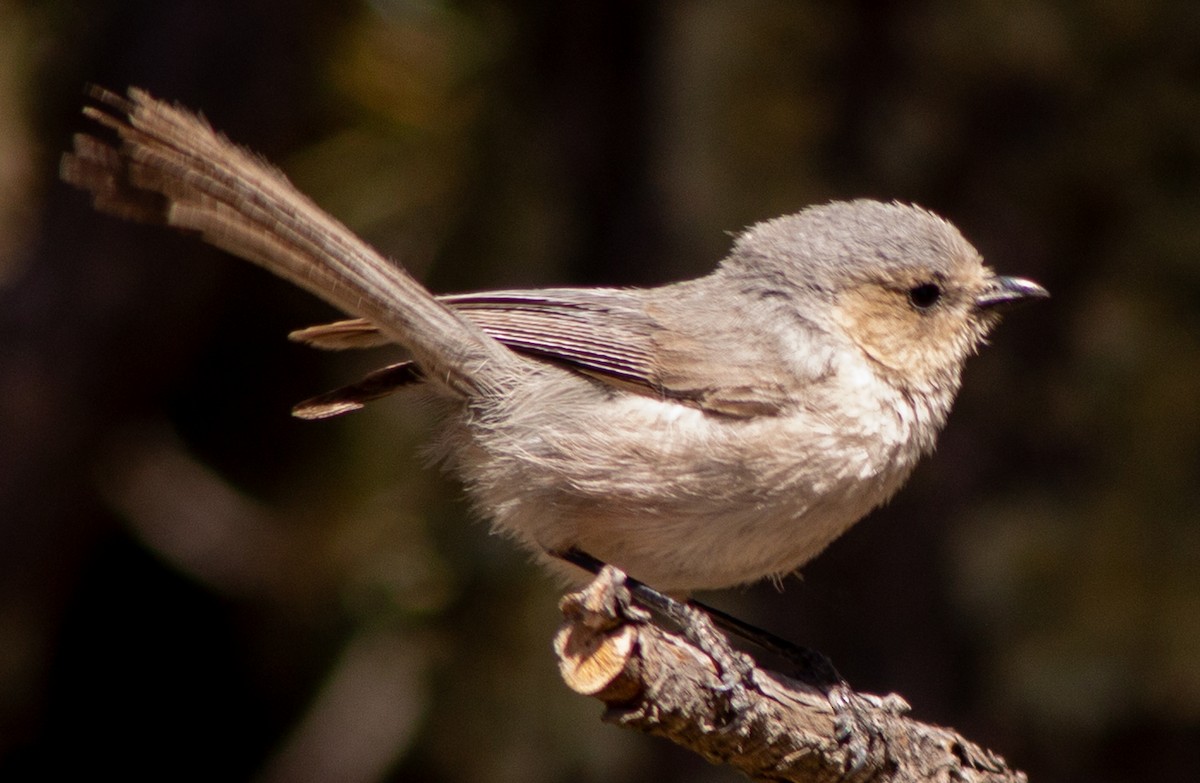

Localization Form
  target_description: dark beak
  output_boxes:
[975,276,1049,311]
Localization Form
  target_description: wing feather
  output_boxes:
[290,287,807,419]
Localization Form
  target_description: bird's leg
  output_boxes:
[552,547,898,766]
[554,548,838,683]
[552,548,755,715]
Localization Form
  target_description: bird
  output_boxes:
[62,86,1048,595]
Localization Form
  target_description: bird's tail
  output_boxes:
[61,86,521,398]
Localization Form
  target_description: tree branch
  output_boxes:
[554,568,1026,783]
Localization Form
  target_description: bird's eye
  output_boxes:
[908,283,942,310]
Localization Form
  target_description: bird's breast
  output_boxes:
[453,369,936,590]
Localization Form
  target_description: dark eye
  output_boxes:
[908,283,942,310]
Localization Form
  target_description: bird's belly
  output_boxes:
[456,389,921,593]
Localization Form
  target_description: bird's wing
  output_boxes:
[291,362,421,419]
[439,289,663,389]
[291,287,800,419]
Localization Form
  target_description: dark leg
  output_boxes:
[553,547,842,688]
[553,547,887,767]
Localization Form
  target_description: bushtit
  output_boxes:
[62,87,1047,594]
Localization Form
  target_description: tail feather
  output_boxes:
[62,86,523,399]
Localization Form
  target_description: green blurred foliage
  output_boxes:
[2,1,1199,781]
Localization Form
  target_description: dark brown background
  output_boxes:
[2,1,1198,781]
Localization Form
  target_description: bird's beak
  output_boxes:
[975,276,1049,311]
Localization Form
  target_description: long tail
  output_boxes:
[61,86,522,399]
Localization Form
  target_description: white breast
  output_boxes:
[453,358,942,593]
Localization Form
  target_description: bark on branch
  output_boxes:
[554,568,1026,783]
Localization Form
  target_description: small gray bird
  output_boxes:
[62,87,1047,594]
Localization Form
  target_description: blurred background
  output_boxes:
[2,0,1199,780]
